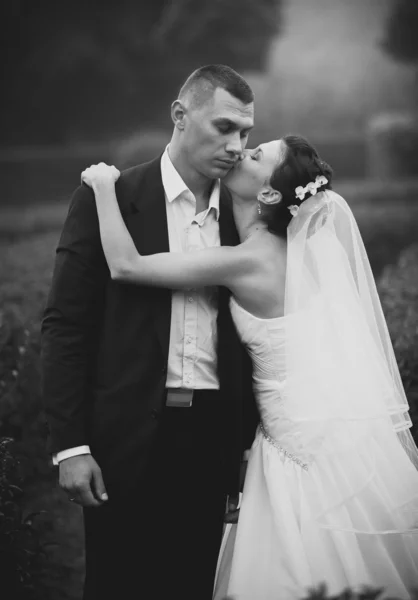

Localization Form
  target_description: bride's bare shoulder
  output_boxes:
[242,232,286,267]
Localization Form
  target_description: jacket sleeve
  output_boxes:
[41,184,108,454]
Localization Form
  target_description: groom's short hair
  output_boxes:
[178,65,254,108]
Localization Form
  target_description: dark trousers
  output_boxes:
[83,390,227,600]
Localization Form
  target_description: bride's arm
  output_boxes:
[81,164,255,290]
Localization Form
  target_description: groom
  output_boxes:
[41,64,257,599]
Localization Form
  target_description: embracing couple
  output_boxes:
[41,65,418,600]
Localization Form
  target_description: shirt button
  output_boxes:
[161,365,167,375]
[187,337,192,344]
[188,297,193,303]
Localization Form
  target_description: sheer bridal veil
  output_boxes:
[284,189,418,533]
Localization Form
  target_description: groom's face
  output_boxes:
[182,88,254,180]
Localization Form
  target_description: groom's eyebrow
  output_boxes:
[213,118,253,133]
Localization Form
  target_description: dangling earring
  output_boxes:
[257,200,262,215]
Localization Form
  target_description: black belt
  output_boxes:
[165,388,219,408]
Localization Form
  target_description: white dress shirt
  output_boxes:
[162,146,220,389]
[54,147,221,464]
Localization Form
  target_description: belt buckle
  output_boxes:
[166,388,193,408]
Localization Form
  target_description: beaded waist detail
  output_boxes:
[259,422,309,471]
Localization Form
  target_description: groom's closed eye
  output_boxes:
[214,119,252,139]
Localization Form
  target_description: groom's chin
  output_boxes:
[210,164,234,179]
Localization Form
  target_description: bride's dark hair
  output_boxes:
[262,135,333,237]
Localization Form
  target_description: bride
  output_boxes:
[80,135,418,599]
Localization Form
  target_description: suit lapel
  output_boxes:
[218,184,240,312]
[219,184,239,248]
[124,157,171,363]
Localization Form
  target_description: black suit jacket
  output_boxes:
[41,156,258,497]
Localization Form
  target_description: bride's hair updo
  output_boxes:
[262,135,333,237]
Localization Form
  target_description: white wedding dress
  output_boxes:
[213,296,418,600]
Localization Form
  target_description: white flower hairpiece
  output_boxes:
[288,205,300,217]
[289,175,328,217]
[294,176,328,202]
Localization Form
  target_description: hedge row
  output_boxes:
[0,234,417,599]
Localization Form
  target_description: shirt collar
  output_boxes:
[160,145,220,221]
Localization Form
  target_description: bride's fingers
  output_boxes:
[81,163,119,187]
[111,166,121,180]
[90,164,117,176]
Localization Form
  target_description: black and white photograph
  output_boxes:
[1,1,418,599]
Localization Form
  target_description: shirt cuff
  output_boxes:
[52,445,91,466]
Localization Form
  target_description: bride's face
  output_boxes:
[223,139,286,200]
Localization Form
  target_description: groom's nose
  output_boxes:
[225,133,245,157]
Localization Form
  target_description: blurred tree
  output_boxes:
[382,0,418,64]
[376,0,418,178]
[1,0,281,145]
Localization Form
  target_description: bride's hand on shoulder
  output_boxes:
[81,162,120,191]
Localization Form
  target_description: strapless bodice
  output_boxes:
[230,297,312,468]
[229,297,287,383]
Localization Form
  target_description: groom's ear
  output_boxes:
[171,100,186,130]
